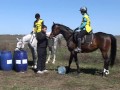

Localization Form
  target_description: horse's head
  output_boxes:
[15,38,25,51]
[50,23,73,40]
[50,23,61,38]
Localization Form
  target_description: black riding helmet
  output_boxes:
[35,13,40,19]
[80,7,87,14]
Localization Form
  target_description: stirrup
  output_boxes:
[74,47,81,53]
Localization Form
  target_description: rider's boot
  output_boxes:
[74,38,81,53]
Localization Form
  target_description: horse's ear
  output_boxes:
[16,38,21,41]
[53,22,55,25]
[16,38,19,41]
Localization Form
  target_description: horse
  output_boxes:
[49,23,117,76]
[46,34,63,64]
[15,32,62,69]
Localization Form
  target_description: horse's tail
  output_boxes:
[109,34,117,67]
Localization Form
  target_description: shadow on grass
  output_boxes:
[65,66,102,75]
[28,61,38,72]
[28,61,33,66]
[27,61,103,75]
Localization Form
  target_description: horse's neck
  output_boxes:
[58,34,63,39]
[61,29,72,41]
[22,34,32,44]
[55,34,62,40]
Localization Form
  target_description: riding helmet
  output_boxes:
[35,13,40,18]
[80,7,87,13]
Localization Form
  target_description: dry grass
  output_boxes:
[0,35,120,90]
[0,64,120,90]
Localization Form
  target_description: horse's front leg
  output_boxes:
[52,46,56,64]
[52,54,56,64]
[74,52,80,74]
[28,44,37,69]
[66,52,74,73]
[46,51,51,64]
[32,47,37,69]
[101,51,110,76]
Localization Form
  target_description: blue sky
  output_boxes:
[0,0,120,35]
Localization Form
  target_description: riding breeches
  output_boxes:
[78,30,88,39]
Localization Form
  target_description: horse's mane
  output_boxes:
[53,23,74,33]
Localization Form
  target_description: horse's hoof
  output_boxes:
[46,61,49,64]
[66,71,69,74]
[101,72,107,77]
[52,62,55,64]
[32,65,37,69]
[101,69,109,77]
[66,67,70,74]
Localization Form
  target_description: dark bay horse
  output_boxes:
[50,23,117,76]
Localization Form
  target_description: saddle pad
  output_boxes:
[82,34,94,44]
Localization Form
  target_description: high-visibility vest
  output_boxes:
[82,14,92,33]
[34,19,43,33]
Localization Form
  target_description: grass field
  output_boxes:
[0,35,120,90]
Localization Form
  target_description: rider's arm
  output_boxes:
[75,17,87,31]
[32,28,35,33]
[41,21,44,29]
[80,17,87,29]
[33,21,36,33]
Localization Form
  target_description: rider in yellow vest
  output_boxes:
[33,13,44,33]
[74,7,92,53]
[32,13,44,69]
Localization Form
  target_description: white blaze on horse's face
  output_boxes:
[15,38,25,51]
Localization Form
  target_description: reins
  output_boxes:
[30,33,36,44]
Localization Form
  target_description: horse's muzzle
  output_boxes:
[49,34,54,39]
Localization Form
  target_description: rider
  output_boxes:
[74,7,92,53]
[32,13,44,69]
[33,13,44,34]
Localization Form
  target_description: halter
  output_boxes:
[15,46,23,50]
[16,40,24,50]
[53,24,73,41]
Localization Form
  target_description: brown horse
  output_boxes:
[50,23,117,76]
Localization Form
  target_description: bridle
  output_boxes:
[16,40,24,50]
[30,32,36,44]
[15,46,23,50]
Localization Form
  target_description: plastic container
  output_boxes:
[13,50,28,72]
[0,50,13,71]
[58,66,66,74]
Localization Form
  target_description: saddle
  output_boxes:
[74,31,94,44]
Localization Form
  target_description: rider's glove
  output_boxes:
[74,27,79,31]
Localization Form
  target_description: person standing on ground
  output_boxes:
[36,25,48,74]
